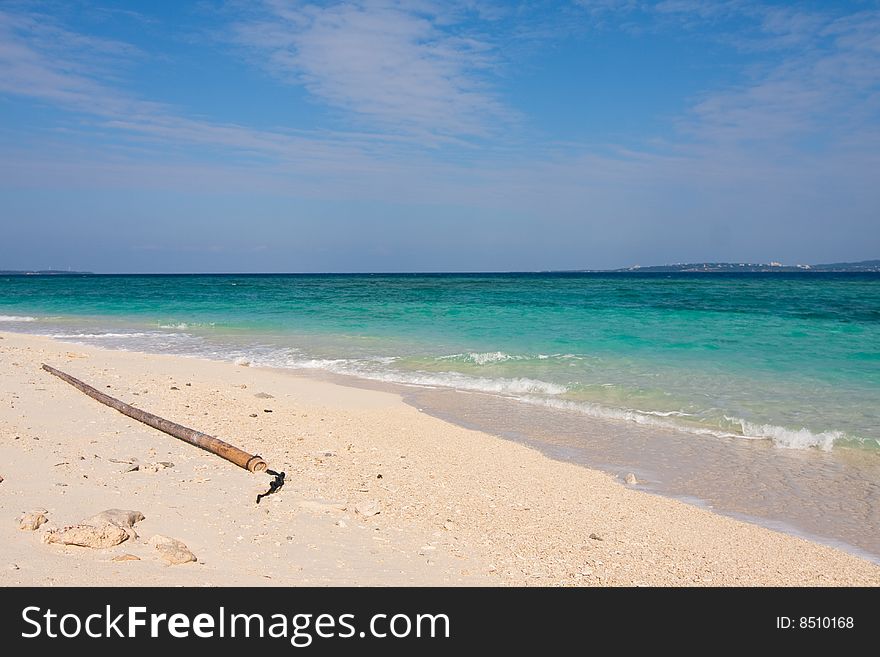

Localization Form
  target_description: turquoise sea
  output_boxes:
[2,273,879,556]
[2,273,878,450]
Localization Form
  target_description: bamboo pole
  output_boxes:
[42,363,267,473]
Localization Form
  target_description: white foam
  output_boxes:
[525,397,845,450]
[736,420,841,451]
[522,396,717,433]
[643,409,694,418]
[439,351,518,365]
[467,351,514,365]
[158,322,215,330]
[276,357,569,395]
[0,315,37,322]
[438,351,582,365]
[385,371,568,395]
[49,332,151,339]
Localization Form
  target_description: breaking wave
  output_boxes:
[521,396,847,451]
[0,315,37,322]
[437,351,583,365]
[277,356,569,395]
[49,332,152,339]
[735,420,843,451]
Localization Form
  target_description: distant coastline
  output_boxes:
[2,259,878,275]
[595,259,880,273]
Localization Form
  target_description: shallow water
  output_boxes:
[2,272,879,558]
[3,273,879,451]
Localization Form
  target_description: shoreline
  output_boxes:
[396,384,880,563]
[1,331,879,586]
[280,367,880,564]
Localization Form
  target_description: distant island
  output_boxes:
[596,259,880,273]
[1,270,94,275]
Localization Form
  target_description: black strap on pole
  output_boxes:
[256,469,286,504]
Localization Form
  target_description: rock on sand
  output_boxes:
[149,535,197,565]
[18,509,48,531]
[42,509,145,548]
[84,509,146,540]
[354,499,381,518]
[44,524,129,549]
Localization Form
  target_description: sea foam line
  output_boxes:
[439,351,519,365]
[522,396,845,451]
[277,357,569,395]
[0,315,37,322]
[437,351,583,365]
[49,332,153,339]
[734,420,842,451]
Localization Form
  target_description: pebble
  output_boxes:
[249,413,258,418]
[149,535,197,565]
[254,392,274,399]
[141,462,174,473]
[624,473,639,485]
[355,500,381,518]
[263,409,273,413]
[589,533,604,541]
[8,563,19,571]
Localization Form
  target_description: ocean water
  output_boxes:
[2,273,878,451]
[2,273,879,556]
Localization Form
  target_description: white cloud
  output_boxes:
[0,5,430,174]
[232,0,511,140]
[671,5,880,153]
[0,8,146,113]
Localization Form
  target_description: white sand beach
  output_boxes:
[1,332,878,586]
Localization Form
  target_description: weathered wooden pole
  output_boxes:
[42,363,267,473]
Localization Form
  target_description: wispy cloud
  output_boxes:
[232,0,511,140]
[0,5,424,177]
[0,8,146,113]
[658,3,880,154]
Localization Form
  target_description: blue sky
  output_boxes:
[1,0,878,272]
